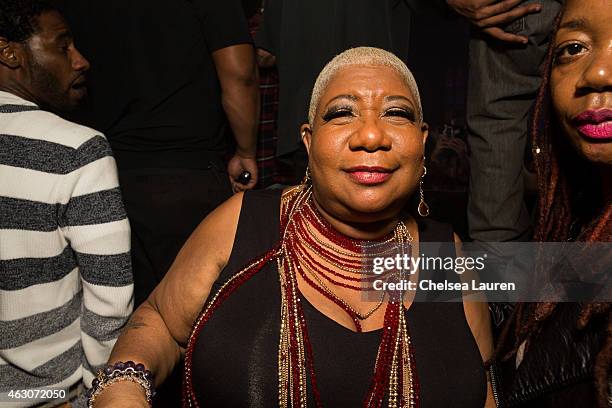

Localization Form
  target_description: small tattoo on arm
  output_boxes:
[125,318,148,330]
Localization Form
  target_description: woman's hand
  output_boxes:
[91,381,150,408]
[256,48,276,68]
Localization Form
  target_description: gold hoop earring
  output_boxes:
[418,165,429,217]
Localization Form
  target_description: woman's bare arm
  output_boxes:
[454,234,496,408]
[93,192,245,407]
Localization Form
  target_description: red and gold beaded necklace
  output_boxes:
[183,184,419,408]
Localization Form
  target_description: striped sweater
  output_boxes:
[0,91,133,407]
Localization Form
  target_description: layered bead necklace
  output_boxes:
[183,185,420,408]
[288,187,411,328]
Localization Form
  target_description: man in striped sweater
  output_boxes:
[0,1,133,406]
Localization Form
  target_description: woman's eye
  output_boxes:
[385,108,415,122]
[322,108,354,122]
[554,42,587,63]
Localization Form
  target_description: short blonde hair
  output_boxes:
[308,47,423,125]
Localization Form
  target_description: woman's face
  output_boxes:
[302,64,428,223]
[551,0,612,166]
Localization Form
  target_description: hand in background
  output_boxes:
[257,48,276,68]
[446,0,542,44]
[227,153,258,193]
[432,135,468,160]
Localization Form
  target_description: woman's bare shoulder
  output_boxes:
[181,191,245,264]
[148,192,245,344]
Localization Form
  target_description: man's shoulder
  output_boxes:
[1,106,108,151]
[0,107,114,176]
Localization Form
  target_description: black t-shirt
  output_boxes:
[255,0,412,157]
[61,0,252,169]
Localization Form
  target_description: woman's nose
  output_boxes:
[348,114,391,152]
[576,46,612,93]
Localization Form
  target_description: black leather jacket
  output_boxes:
[490,303,608,407]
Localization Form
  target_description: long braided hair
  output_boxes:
[494,6,612,407]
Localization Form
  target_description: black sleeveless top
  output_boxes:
[191,190,486,407]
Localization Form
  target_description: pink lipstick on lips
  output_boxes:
[573,109,612,140]
[345,166,394,185]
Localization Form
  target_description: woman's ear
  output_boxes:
[301,124,313,155]
[421,122,429,146]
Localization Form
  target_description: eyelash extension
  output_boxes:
[322,106,354,122]
[385,108,416,122]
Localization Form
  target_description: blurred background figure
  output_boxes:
[447,0,563,244]
[446,0,563,338]
[59,0,259,308]
[255,0,414,185]
[245,1,282,188]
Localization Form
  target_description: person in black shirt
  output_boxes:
[255,0,413,184]
[59,0,259,307]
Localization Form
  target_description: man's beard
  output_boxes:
[27,55,79,113]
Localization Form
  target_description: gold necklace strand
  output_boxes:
[295,237,399,286]
[294,202,408,278]
[296,189,413,255]
[304,200,400,250]
[278,186,311,408]
[301,214,410,258]
[296,236,368,275]
[294,217,411,321]
[298,255,386,321]
[302,208,405,255]
[287,253,308,407]
[294,222,403,298]
[295,216,367,270]
[403,315,415,407]
[277,255,290,408]
[389,322,401,408]
[281,184,307,207]
[295,221,387,276]
[387,219,415,408]
[399,227,416,408]
[280,250,308,407]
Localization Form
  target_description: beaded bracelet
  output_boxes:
[86,361,155,407]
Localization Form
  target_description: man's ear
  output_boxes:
[301,124,313,155]
[0,38,22,69]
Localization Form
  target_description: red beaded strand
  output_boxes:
[182,247,280,407]
[302,201,396,252]
[294,236,382,286]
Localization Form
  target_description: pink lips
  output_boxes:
[573,109,612,140]
[345,166,394,185]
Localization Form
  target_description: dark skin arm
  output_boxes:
[92,193,244,407]
[212,44,260,192]
[455,234,495,407]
